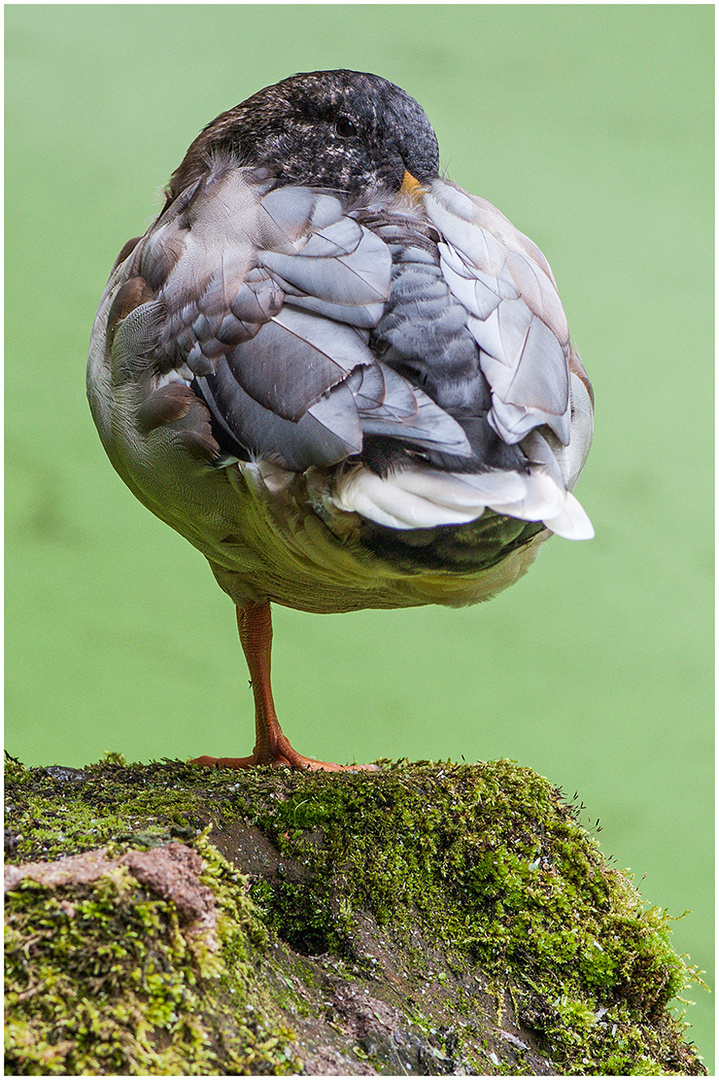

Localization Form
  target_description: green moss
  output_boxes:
[5,831,299,1075]
[4,755,706,1075]
[4,754,215,863]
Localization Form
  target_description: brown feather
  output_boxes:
[136,382,220,461]
[107,276,154,346]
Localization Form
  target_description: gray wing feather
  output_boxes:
[342,365,471,455]
[426,180,572,446]
[196,353,470,472]
[228,308,373,421]
[258,185,345,241]
[133,164,473,469]
[260,219,390,328]
[196,366,363,471]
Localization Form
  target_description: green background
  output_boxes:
[6,4,713,1066]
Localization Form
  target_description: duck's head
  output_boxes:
[167,69,440,201]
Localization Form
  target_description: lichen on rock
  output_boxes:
[4,754,707,1075]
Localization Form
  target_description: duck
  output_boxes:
[87,70,594,771]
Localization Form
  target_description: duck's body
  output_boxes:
[87,70,593,769]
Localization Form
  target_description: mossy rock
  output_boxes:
[4,755,706,1075]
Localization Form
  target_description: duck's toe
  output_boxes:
[190,748,379,772]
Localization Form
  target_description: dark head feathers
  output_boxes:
[167,70,440,203]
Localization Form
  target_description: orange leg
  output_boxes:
[191,601,375,771]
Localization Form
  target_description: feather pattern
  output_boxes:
[88,69,593,622]
[426,181,572,446]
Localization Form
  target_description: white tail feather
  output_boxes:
[332,465,593,538]
[542,491,595,540]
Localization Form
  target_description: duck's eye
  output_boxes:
[335,116,358,138]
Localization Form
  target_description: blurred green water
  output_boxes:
[6,5,713,1066]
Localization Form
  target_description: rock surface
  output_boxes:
[4,755,707,1075]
